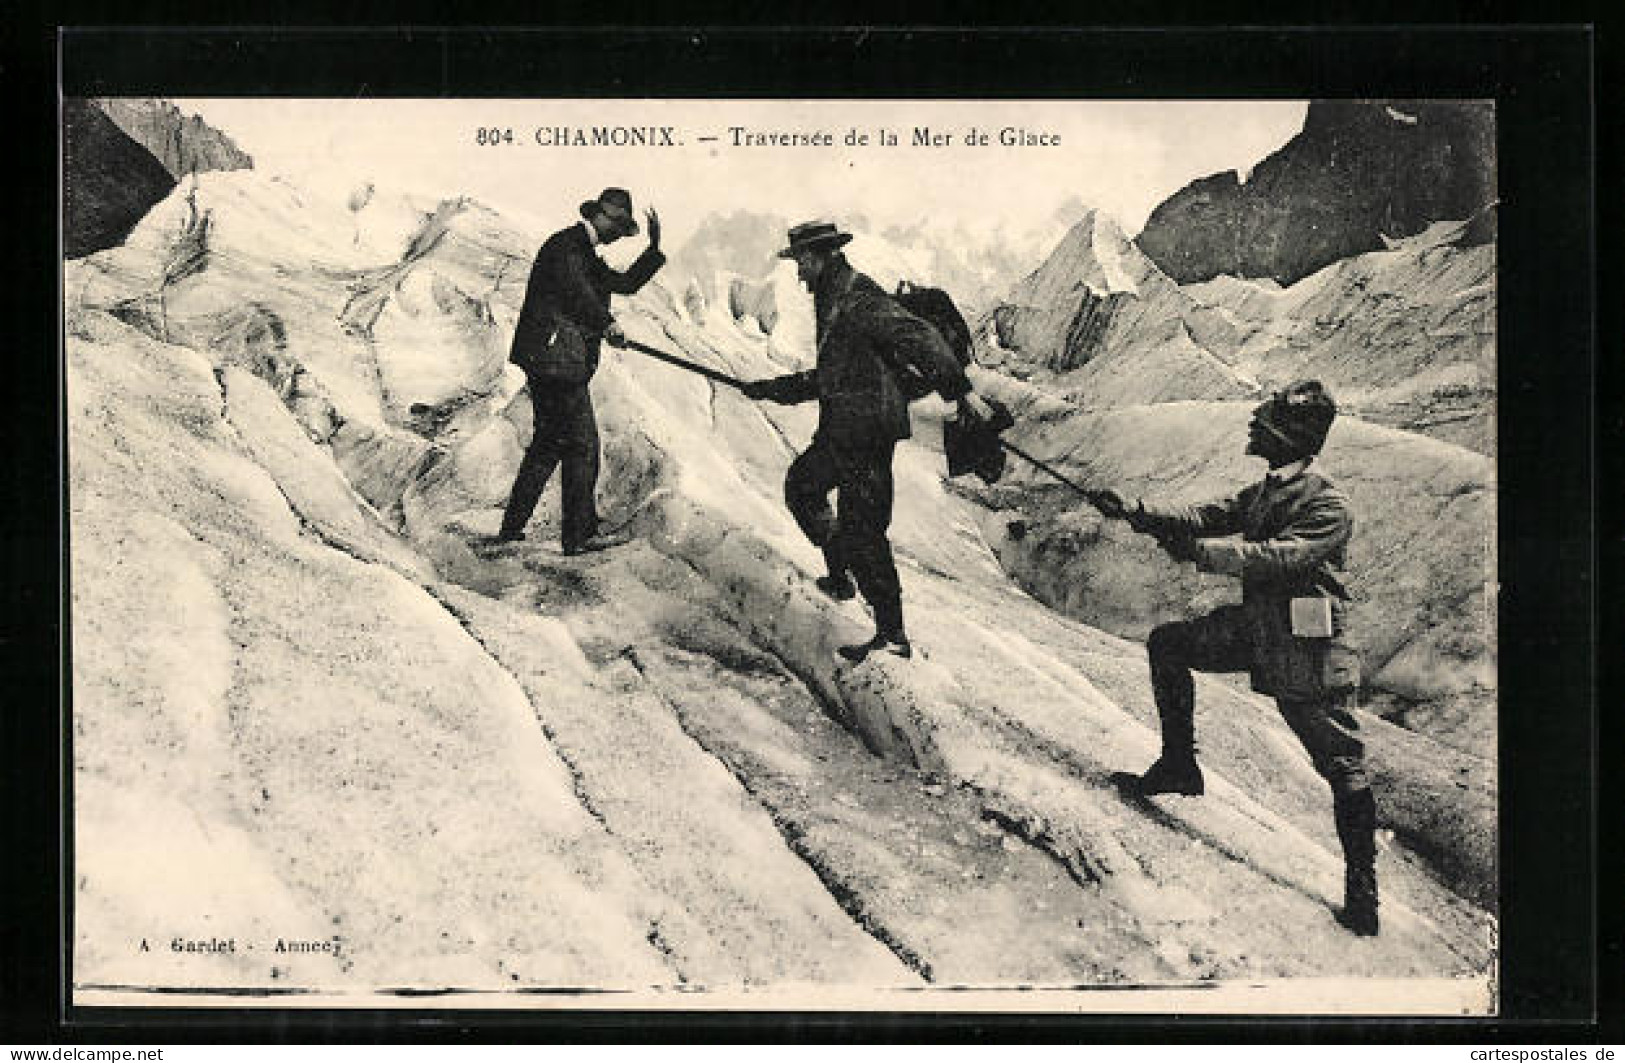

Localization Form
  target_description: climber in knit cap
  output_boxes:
[1090,380,1380,936]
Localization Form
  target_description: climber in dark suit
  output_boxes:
[498,188,666,554]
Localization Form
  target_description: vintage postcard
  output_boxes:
[62,93,1498,1014]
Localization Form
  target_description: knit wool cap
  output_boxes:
[1252,380,1338,457]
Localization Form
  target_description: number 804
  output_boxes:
[476,127,514,146]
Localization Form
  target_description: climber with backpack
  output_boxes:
[737,221,995,662]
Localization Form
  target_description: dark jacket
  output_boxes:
[756,258,972,446]
[509,221,665,381]
[1138,468,1360,698]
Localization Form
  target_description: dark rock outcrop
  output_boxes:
[62,98,177,260]
[92,98,253,179]
[1136,101,1495,285]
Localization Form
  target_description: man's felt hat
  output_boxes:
[777,220,854,258]
[579,187,640,235]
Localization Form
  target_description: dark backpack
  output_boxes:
[892,281,973,400]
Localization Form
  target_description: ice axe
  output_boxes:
[999,438,1102,500]
[620,338,747,390]
[618,342,1117,514]
[944,396,1116,513]
[948,404,1204,556]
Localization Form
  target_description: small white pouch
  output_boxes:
[1290,596,1335,638]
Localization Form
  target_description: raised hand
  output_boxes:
[645,207,662,250]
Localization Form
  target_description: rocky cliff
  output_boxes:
[65,171,1493,1001]
[92,97,254,179]
[1135,100,1495,286]
[62,98,178,260]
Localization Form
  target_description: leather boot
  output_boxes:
[1333,787,1380,936]
[1117,627,1206,796]
[1120,676,1204,796]
[815,573,856,601]
[1127,753,1205,796]
[563,528,632,556]
[814,541,855,598]
[837,630,912,663]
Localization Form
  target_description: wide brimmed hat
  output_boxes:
[579,187,639,235]
[777,220,853,258]
[1251,379,1338,457]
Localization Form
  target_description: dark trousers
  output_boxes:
[1147,605,1370,796]
[499,375,600,547]
[785,435,904,636]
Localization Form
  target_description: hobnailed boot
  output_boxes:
[1116,685,1204,796]
[814,542,854,598]
[1126,753,1205,796]
[563,528,633,556]
[1333,787,1380,936]
[837,630,912,662]
[814,572,856,601]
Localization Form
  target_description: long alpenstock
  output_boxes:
[621,339,746,389]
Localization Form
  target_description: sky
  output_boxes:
[172,98,1307,247]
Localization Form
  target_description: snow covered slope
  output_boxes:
[1183,215,1496,455]
[66,172,1494,998]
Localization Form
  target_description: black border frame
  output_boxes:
[5,20,1606,1043]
